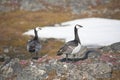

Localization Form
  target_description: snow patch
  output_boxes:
[23,18,120,47]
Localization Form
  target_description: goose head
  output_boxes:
[35,27,41,31]
[75,24,83,29]
[74,24,83,44]
[57,49,63,56]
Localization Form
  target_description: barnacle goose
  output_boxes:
[27,27,42,59]
[57,24,83,62]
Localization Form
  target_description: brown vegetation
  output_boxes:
[0,10,74,58]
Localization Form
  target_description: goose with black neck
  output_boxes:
[57,24,83,62]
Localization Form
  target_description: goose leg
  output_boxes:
[66,54,68,62]
[73,54,76,62]
[35,52,38,57]
[32,52,38,60]
[31,53,34,59]
[35,52,39,59]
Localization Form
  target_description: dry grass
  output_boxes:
[41,38,64,57]
[0,10,74,38]
[0,10,74,58]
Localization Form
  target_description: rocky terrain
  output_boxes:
[0,0,120,19]
[1,0,120,17]
[0,42,120,80]
[0,0,111,12]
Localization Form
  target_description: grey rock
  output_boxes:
[44,0,67,7]
[0,57,113,80]
[100,46,112,53]
[0,54,10,62]
[1,42,119,80]
[0,0,112,14]
[111,42,120,53]
[17,61,47,80]
[89,62,112,78]
[0,5,12,12]
[66,61,112,79]
[0,58,22,79]
[0,55,5,62]
[0,75,5,80]
[100,42,120,53]
[20,0,46,11]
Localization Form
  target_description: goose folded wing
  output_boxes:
[59,41,78,54]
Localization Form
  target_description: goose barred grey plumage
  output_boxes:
[27,28,41,59]
[57,24,83,62]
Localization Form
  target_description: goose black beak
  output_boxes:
[75,24,83,28]
[35,27,42,31]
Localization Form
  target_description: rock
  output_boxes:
[0,55,5,62]
[44,0,66,7]
[111,42,120,53]
[66,61,111,80]
[0,58,22,79]
[100,46,113,53]
[17,61,48,80]
[0,0,112,14]
[20,0,46,11]
[0,54,10,62]
[99,42,120,53]
[0,75,5,80]
[0,5,12,12]
[90,62,112,78]
[1,42,120,80]
[0,56,114,80]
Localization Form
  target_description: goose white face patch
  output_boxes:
[76,25,80,29]
[71,43,81,54]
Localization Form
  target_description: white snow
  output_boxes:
[23,18,120,47]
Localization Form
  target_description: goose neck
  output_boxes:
[74,27,81,44]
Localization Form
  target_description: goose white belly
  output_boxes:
[71,43,81,54]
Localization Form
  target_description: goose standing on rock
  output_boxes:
[27,27,42,59]
[57,24,83,62]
